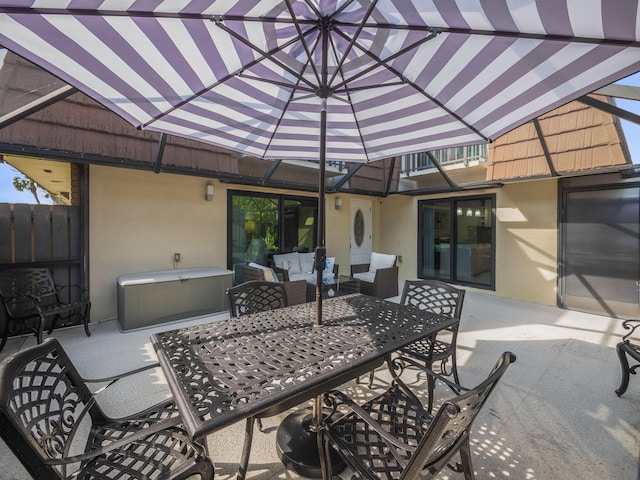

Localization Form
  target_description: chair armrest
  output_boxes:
[324,389,416,453]
[55,283,90,301]
[396,354,467,394]
[284,280,307,306]
[82,362,161,393]
[621,319,640,342]
[373,266,399,297]
[272,265,289,282]
[350,264,369,275]
[44,415,182,465]
[374,265,398,282]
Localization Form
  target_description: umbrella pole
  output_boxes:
[315,99,327,328]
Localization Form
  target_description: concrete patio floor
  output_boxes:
[1,289,638,479]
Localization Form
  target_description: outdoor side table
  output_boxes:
[151,293,455,476]
[305,275,361,302]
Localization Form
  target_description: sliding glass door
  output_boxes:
[419,196,494,288]
[228,191,317,283]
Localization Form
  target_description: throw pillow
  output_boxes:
[274,252,301,274]
[324,257,336,274]
[299,252,315,273]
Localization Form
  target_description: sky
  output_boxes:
[0,162,53,204]
[1,73,640,204]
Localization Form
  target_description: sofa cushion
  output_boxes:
[369,252,396,273]
[306,272,335,285]
[299,252,315,273]
[248,262,279,282]
[353,271,376,283]
[273,252,302,274]
[289,272,317,283]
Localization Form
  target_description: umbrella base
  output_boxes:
[276,409,346,478]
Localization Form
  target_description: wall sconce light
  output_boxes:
[335,197,342,210]
[475,208,482,217]
[456,207,463,216]
[466,208,473,217]
[205,183,214,201]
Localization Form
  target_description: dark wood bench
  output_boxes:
[616,319,640,396]
[0,268,91,352]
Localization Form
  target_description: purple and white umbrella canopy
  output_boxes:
[0,0,639,323]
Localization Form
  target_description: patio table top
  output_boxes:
[151,293,455,439]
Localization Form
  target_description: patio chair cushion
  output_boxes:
[247,262,279,282]
[368,252,396,273]
[352,271,376,283]
[299,252,315,273]
[273,252,302,274]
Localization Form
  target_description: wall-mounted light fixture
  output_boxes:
[335,197,342,210]
[205,183,214,201]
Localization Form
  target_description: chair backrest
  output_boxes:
[0,338,100,480]
[227,280,288,318]
[403,351,516,479]
[400,279,465,319]
[0,268,61,318]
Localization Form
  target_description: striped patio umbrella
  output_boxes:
[0,1,639,325]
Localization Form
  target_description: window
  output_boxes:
[418,196,494,288]
[228,191,317,283]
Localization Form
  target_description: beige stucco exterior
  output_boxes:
[90,166,228,321]
[376,180,558,306]
[89,164,559,323]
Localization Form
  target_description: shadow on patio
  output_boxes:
[1,290,638,479]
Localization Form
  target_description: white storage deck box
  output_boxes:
[117,266,232,330]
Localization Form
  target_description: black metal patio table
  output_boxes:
[151,293,455,475]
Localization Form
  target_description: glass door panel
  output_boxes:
[420,202,451,279]
[455,198,493,285]
[230,194,279,283]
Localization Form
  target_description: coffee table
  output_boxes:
[305,275,361,302]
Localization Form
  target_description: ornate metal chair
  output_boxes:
[226,280,288,318]
[616,319,640,396]
[226,279,288,479]
[0,337,214,480]
[322,352,516,480]
[396,279,466,413]
[0,268,91,352]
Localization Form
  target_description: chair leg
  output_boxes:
[83,305,91,337]
[426,360,435,414]
[458,436,476,480]
[368,369,375,388]
[616,344,631,397]
[35,314,45,344]
[451,353,460,385]
[0,329,6,352]
[238,416,256,480]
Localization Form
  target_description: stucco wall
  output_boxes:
[495,179,558,305]
[378,179,558,306]
[89,166,356,322]
[90,166,229,321]
[89,165,559,322]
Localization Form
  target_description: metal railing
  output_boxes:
[401,144,488,176]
